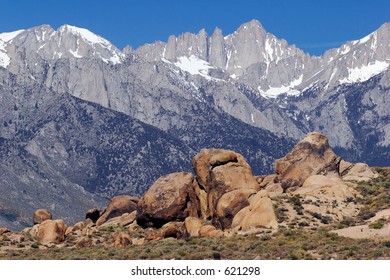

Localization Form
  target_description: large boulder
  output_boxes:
[342,163,379,182]
[192,149,260,228]
[98,211,137,228]
[137,172,201,227]
[35,219,67,244]
[184,217,203,238]
[232,190,278,231]
[33,209,52,225]
[96,196,139,226]
[275,132,341,190]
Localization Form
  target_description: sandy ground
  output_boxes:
[332,208,390,240]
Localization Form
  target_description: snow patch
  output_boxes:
[258,75,303,98]
[173,55,216,80]
[339,61,389,84]
[0,30,24,68]
[0,30,25,42]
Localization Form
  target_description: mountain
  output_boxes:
[1,21,389,229]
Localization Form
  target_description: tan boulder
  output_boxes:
[339,160,354,175]
[36,219,67,244]
[275,132,340,190]
[216,189,257,229]
[232,190,278,231]
[33,209,52,225]
[98,211,137,228]
[137,172,201,227]
[192,149,260,228]
[114,232,132,248]
[0,228,10,235]
[161,222,185,238]
[198,224,223,238]
[184,217,203,238]
[96,196,139,226]
[264,183,284,198]
[259,174,277,188]
[342,163,379,182]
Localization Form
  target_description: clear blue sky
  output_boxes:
[1,0,389,55]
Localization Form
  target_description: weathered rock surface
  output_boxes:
[35,219,67,244]
[33,209,52,225]
[98,211,137,228]
[96,196,139,226]
[198,224,224,238]
[184,217,203,238]
[114,232,133,248]
[192,149,260,228]
[231,190,278,231]
[295,174,360,221]
[137,172,201,227]
[275,132,341,190]
[342,163,379,182]
[161,222,185,238]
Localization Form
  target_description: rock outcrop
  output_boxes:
[96,196,139,226]
[231,190,278,231]
[136,172,201,227]
[35,219,67,244]
[33,209,52,225]
[192,149,260,228]
[275,132,341,191]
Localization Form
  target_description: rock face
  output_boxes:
[98,211,137,228]
[184,217,203,238]
[275,132,341,191]
[96,196,139,226]
[294,175,360,221]
[193,149,260,228]
[33,209,52,225]
[232,190,278,231]
[35,219,67,244]
[342,163,378,182]
[136,172,201,227]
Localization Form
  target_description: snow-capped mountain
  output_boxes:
[1,20,389,229]
[1,24,124,69]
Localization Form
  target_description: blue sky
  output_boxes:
[1,0,389,55]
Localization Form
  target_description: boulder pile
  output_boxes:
[2,131,383,250]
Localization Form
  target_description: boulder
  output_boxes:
[161,222,185,238]
[96,196,139,226]
[275,132,341,190]
[342,163,379,182]
[216,189,256,229]
[98,211,137,228]
[192,149,260,228]
[339,160,354,176]
[184,217,203,238]
[198,225,224,238]
[232,190,278,231]
[137,172,201,227]
[35,219,67,244]
[33,209,52,225]
[114,232,132,248]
